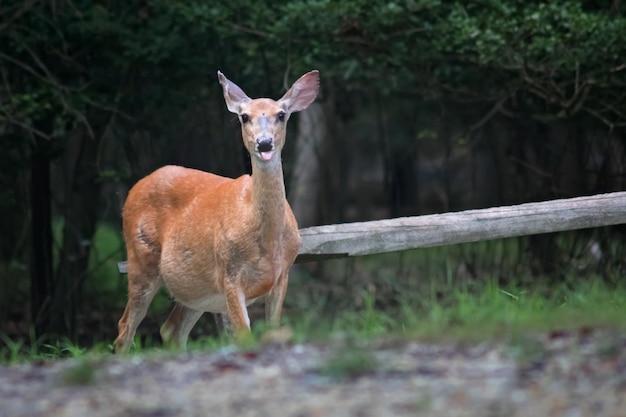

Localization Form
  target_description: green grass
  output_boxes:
[2,234,625,364]
[2,276,624,364]
[282,275,626,346]
[282,233,626,344]
[0,331,111,365]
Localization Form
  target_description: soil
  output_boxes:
[1,329,625,417]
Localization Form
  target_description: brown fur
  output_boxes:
[114,71,320,353]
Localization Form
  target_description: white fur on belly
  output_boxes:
[182,294,258,313]
[183,294,228,313]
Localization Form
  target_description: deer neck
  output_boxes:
[250,155,287,238]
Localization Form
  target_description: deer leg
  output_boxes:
[265,271,289,328]
[224,277,251,339]
[114,272,162,354]
[215,313,233,336]
[160,304,203,351]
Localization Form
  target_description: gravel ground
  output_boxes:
[1,330,625,417]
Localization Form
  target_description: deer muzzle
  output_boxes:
[256,137,275,161]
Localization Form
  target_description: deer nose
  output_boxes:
[256,137,274,153]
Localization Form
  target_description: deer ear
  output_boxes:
[279,70,320,114]
[218,71,251,114]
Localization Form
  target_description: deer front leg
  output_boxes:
[160,303,204,351]
[265,271,289,328]
[224,276,251,340]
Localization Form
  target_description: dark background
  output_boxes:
[1,0,625,344]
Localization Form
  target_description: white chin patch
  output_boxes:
[261,151,274,161]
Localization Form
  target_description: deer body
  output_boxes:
[114,71,319,353]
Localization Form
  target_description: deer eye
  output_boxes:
[240,114,249,123]
[277,111,286,122]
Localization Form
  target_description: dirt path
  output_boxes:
[1,330,625,417]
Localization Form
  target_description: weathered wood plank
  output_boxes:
[295,192,626,262]
[118,192,626,272]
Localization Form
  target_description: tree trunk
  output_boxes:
[51,127,104,340]
[289,102,329,228]
[30,138,53,337]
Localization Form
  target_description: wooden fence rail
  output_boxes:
[118,192,626,272]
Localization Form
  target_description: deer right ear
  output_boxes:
[218,71,251,114]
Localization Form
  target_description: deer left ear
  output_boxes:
[279,70,320,114]
[218,71,251,114]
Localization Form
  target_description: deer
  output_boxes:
[114,70,320,354]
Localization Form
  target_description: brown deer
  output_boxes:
[114,70,320,353]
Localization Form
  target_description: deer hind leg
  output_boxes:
[265,270,289,328]
[114,268,162,354]
[160,304,203,351]
[215,313,234,336]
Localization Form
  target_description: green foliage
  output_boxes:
[329,290,396,337]
[2,0,624,143]
[439,1,626,74]
[0,330,109,365]
[85,223,125,299]
[0,333,29,365]
[431,1,626,122]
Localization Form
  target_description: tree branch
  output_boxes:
[225,22,270,37]
[0,0,41,34]
[469,95,511,130]
[0,108,52,140]
[0,51,71,92]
